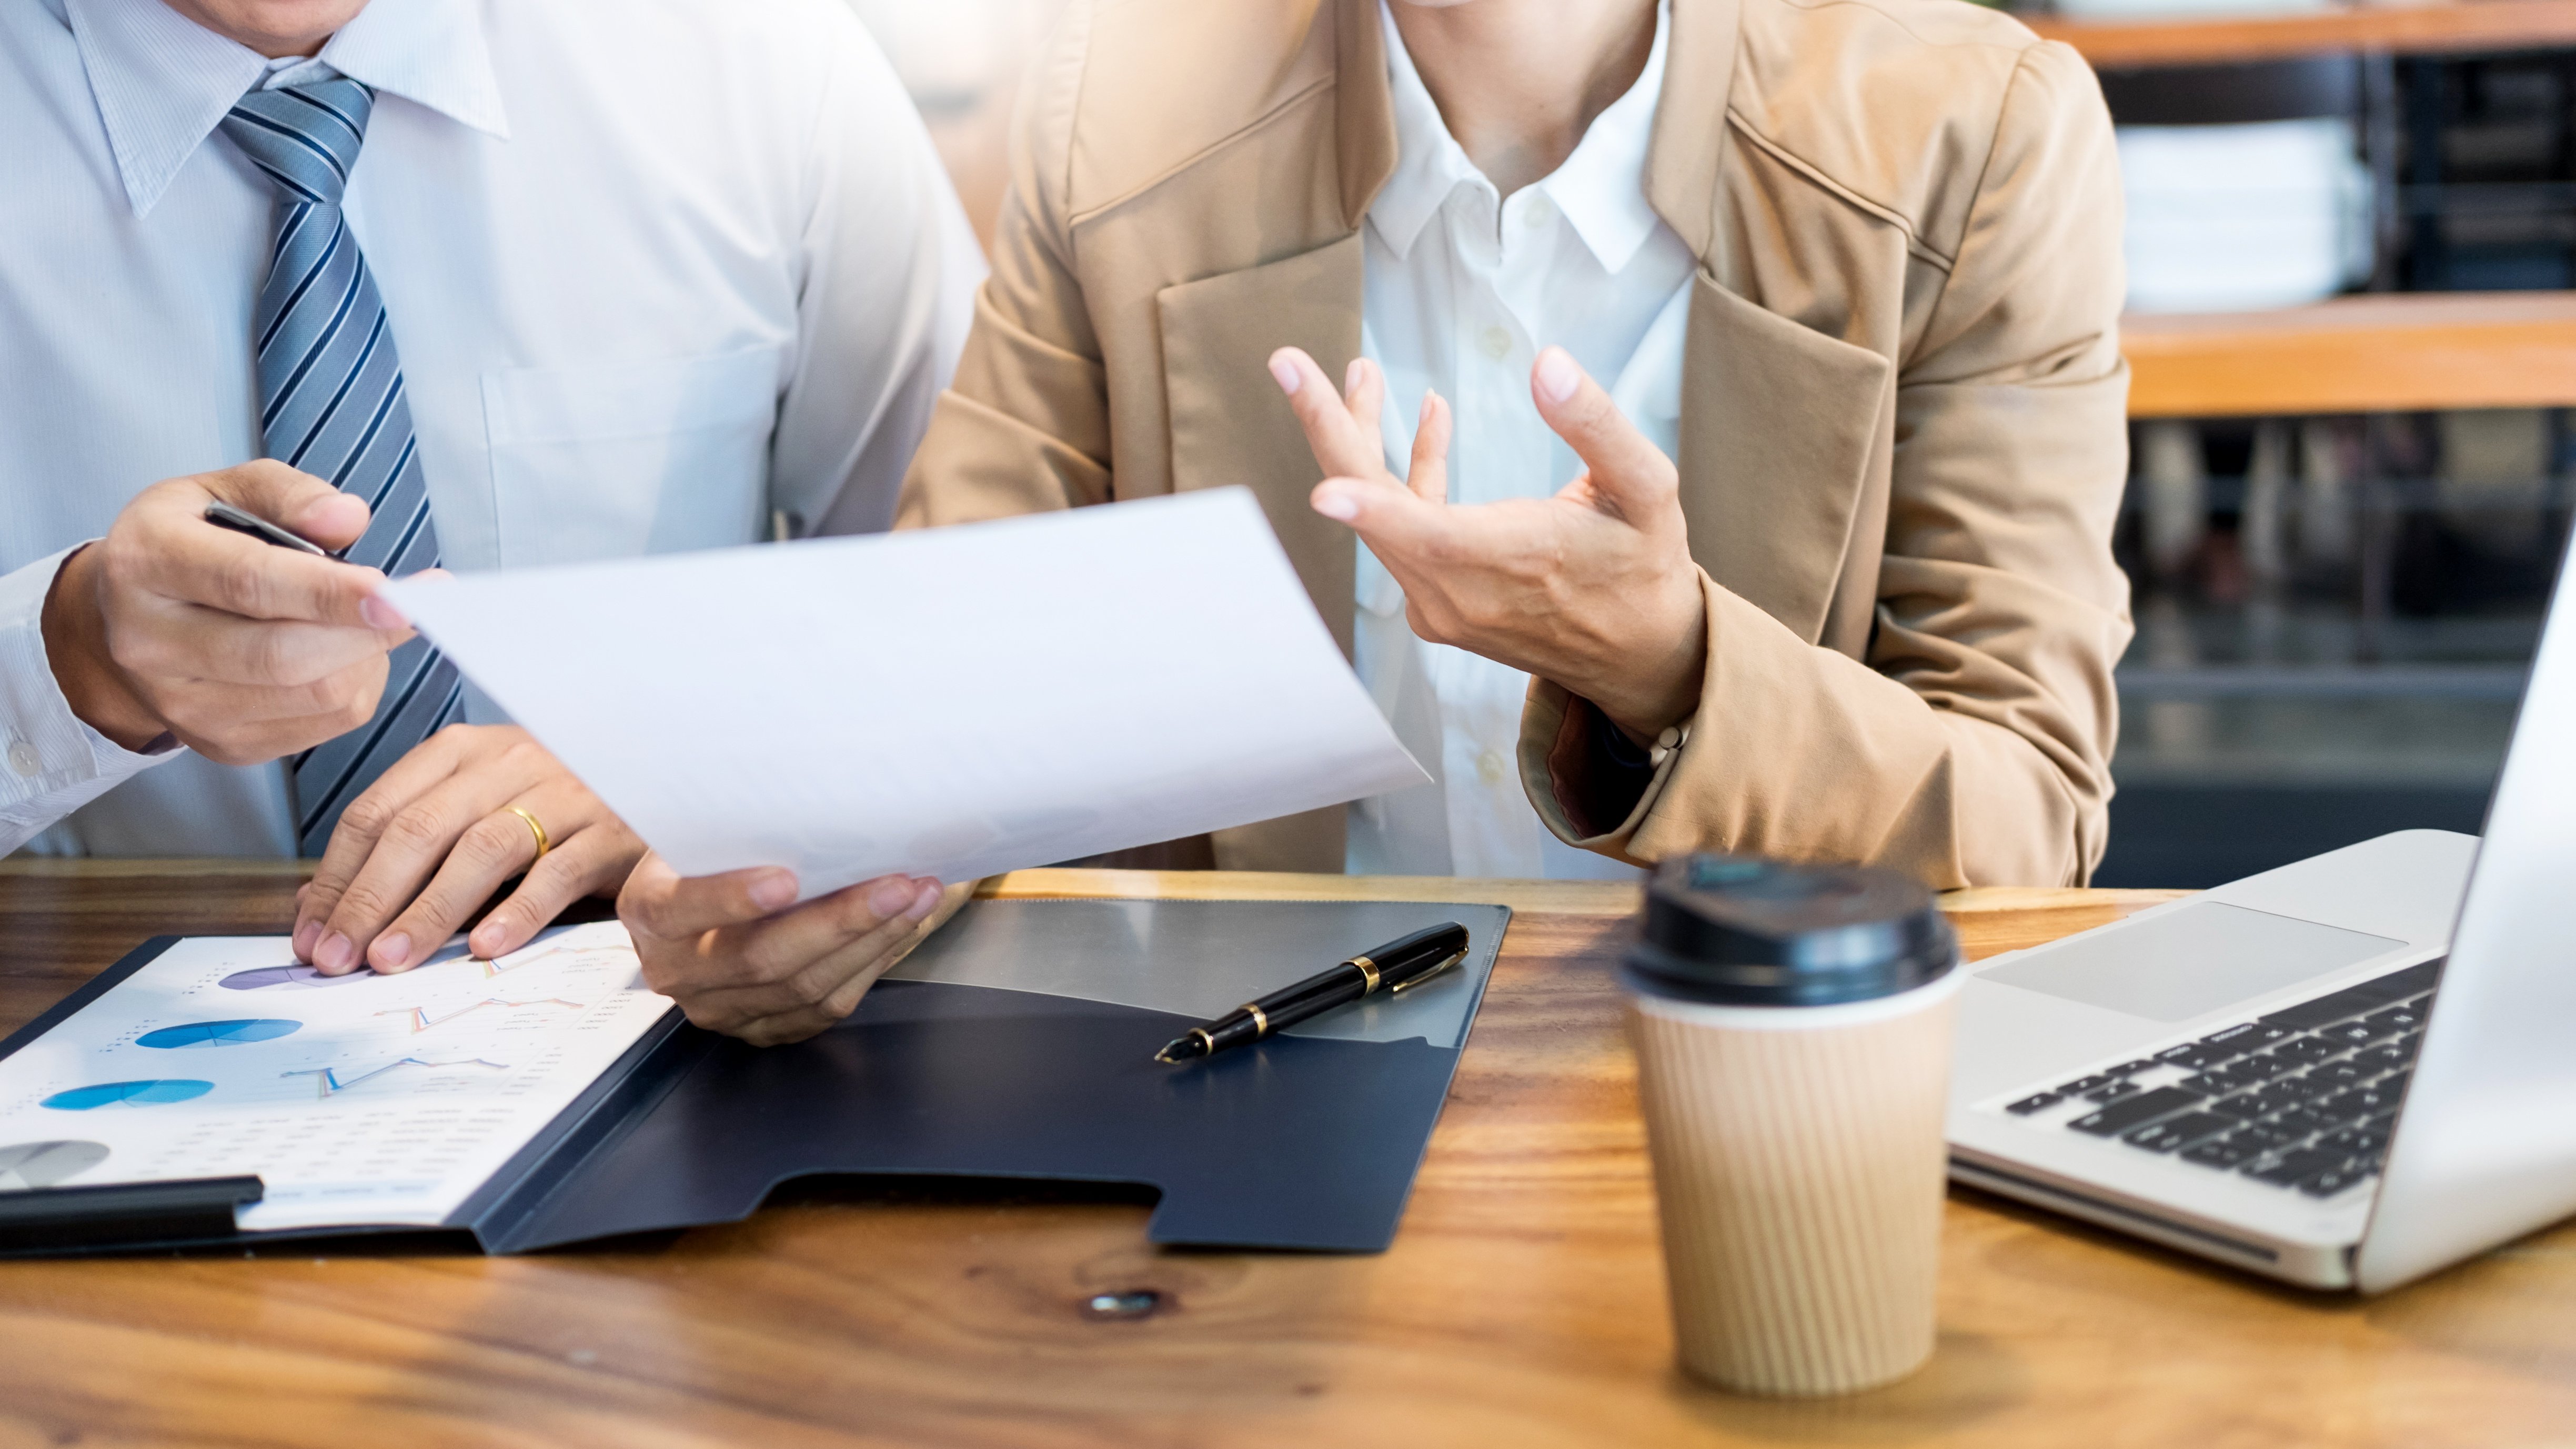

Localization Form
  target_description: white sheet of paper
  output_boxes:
[383,489,1426,898]
[0,923,671,1231]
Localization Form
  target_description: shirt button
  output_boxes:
[1523,196,1555,228]
[1477,750,1508,785]
[7,739,39,778]
[1478,326,1513,361]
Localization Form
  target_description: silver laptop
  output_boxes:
[1948,547,2576,1292]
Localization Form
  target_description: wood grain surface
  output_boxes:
[2031,0,2576,69]
[2,862,2573,1448]
[2123,291,2576,419]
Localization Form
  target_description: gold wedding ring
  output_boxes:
[503,805,550,861]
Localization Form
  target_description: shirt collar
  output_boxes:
[1541,4,1669,275]
[1368,1,1486,264]
[67,0,508,219]
[1369,0,1671,275]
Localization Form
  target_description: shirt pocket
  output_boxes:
[481,345,785,566]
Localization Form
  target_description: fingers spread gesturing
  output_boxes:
[1268,348,1457,552]
[1272,342,1708,738]
[1268,347,1385,482]
[1406,387,1453,506]
[1528,346,1680,524]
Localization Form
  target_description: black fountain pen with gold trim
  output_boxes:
[1154,922,1472,1064]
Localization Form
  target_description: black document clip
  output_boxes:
[0,1176,264,1253]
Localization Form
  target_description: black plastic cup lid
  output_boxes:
[1621,854,1957,1007]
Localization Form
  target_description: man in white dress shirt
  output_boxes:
[1,0,979,969]
[1341,0,1681,881]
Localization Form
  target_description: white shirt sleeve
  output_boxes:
[769,16,987,541]
[0,546,180,856]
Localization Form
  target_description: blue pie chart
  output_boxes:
[136,1019,301,1050]
[41,1080,214,1111]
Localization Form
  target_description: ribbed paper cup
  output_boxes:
[1622,854,1960,1397]
[1630,978,1959,1394]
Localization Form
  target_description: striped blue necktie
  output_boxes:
[222,79,462,857]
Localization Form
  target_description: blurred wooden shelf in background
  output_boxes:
[2032,0,2576,68]
[2123,291,2576,417]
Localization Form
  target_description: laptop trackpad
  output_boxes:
[1978,902,2407,1022]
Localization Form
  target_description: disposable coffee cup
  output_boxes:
[1622,853,1962,1397]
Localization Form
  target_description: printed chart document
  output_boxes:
[0,923,669,1230]
[384,489,1427,898]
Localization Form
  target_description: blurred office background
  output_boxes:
[846,0,2576,888]
[2027,0,2576,885]
[843,0,1069,251]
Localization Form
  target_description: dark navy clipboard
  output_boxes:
[0,898,1510,1256]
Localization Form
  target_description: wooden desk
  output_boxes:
[4,862,2575,1446]
[2031,0,2576,69]
[2124,291,2576,417]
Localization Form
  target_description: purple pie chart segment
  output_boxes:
[219,963,376,991]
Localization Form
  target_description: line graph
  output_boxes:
[281,1058,508,1098]
[375,998,586,1034]
[480,944,588,978]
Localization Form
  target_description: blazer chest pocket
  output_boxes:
[1679,277,1892,646]
[482,346,784,566]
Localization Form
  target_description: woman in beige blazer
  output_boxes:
[618,0,2134,1043]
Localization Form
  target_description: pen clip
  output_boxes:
[1388,948,1469,997]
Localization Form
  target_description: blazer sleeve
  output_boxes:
[1523,40,2134,889]
[894,1,1115,529]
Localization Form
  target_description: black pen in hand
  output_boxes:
[1155,921,1471,1064]
[204,500,330,556]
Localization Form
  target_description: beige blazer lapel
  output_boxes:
[1156,235,1369,657]
[1648,0,1889,645]
[1333,0,1395,230]
[1645,0,1746,258]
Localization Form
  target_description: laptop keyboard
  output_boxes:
[2000,958,2442,1202]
